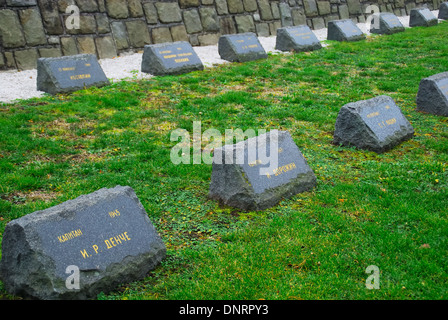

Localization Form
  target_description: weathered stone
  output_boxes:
[416,72,448,116]
[409,7,438,27]
[202,0,214,4]
[227,0,244,13]
[39,47,62,58]
[243,0,258,12]
[143,2,158,24]
[155,2,182,23]
[61,37,79,56]
[179,0,200,8]
[0,53,5,68]
[218,32,267,62]
[220,16,237,34]
[209,130,317,211]
[0,186,165,300]
[216,0,229,15]
[151,27,173,44]
[279,3,293,27]
[198,33,220,46]
[183,9,203,34]
[141,41,204,75]
[171,25,189,42]
[126,20,151,47]
[200,7,220,31]
[79,15,97,34]
[75,0,98,12]
[291,8,306,25]
[347,0,362,14]
[76,36,97,55]
[4,52,17,69]
[96,13,111,34]
[370,12,405,34]
[19,8,47,46]
[0,10,26,48]
[6,0,36,5]
[111,21,129,50]
[276,25,322,52]
[128,0,144,17]
[14,48,38,70]
[38,0,64,35]
[105,0,129,19]
[271,2,280,19]
[269,21,282,35]
[439,2,448,19]
[338,4,349,19]
[317,1,331,15]
[334,95,414,153]
[312,17,325,29]
[235,15,256,33]
[324,14,340,27]
[258,0,273,19]
[256,22,270,37]
[58,0,76,13]
[327,19,366,41]
[303,0,318,17]
[95,36,117,59]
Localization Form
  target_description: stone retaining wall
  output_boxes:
[0,0,441,70]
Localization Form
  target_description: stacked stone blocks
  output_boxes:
[0,0,441,70]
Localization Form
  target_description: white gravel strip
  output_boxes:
[0,11,439,104]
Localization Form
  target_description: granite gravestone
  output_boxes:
[209,130,316,211]
[141,41,204,76]
[37,54,110,95]
[327,19,366,42]
[370,13,405,35]
[439,2,448,19]
[0,186,166,300]
[275,25,322,52]
[218,33,268,63]
[409,8,438,27]
[334,95,414,153]
[416,72,448,116]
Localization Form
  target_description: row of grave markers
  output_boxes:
[1,5,448,300]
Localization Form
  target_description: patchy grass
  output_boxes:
[1,22,448,300]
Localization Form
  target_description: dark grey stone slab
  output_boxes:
[334,95,414,153]
[439,2,448,20]
[209,130,316,211]
[37,54,110,95]
[0,186,166,300]
[327,19,366,42]
[141,41,204,76]
[416,72,448,116]
[275,25,322,52]
[409,8,438,27]
[218,33,268,62]
[370,13,405,35]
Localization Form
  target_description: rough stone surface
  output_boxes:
[141,41,204,76]
[95,36,117,59]
[227,0,244,14]
[209,130,317,211]
[416,72,448,116]
[327,19,366,41]
[143,2,158,24]
[0,10,26,48]
[279,3,293,26]
[155,2,182,23]
[218,32,267,62]
[183,9,203,34]
[235,15,256,33]
[61,37,79,56]
[14,48,38,70]
[111,21,129,50]
[303,0,318,17]
[334,95,414,153]
[105,0,129,19]
[152,27,173,44]
[37,54,110,94]
[19,8,47,46]
[275,25,322,52]
[0,186,166,300]
[200,7,220,31]
[439,2,448,19]
[409,7,438,27]
[126,20,151,47]
[370,13,405,34]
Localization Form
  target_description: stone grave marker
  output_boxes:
[327,19,366,42]
[0,186,166,300]
[439,2,448,19]
[416,71,448,116]
[409,8,438,27]
[333,95,414,153]
[141,41,204,76]
[218,33,268,63]
[275,25,322,52]
[370,13,405,35]
[209,130,316,211]
[37,54,110,95]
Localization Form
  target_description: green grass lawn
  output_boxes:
[1,21,448,300]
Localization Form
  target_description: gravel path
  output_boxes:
[0,12,438,104]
